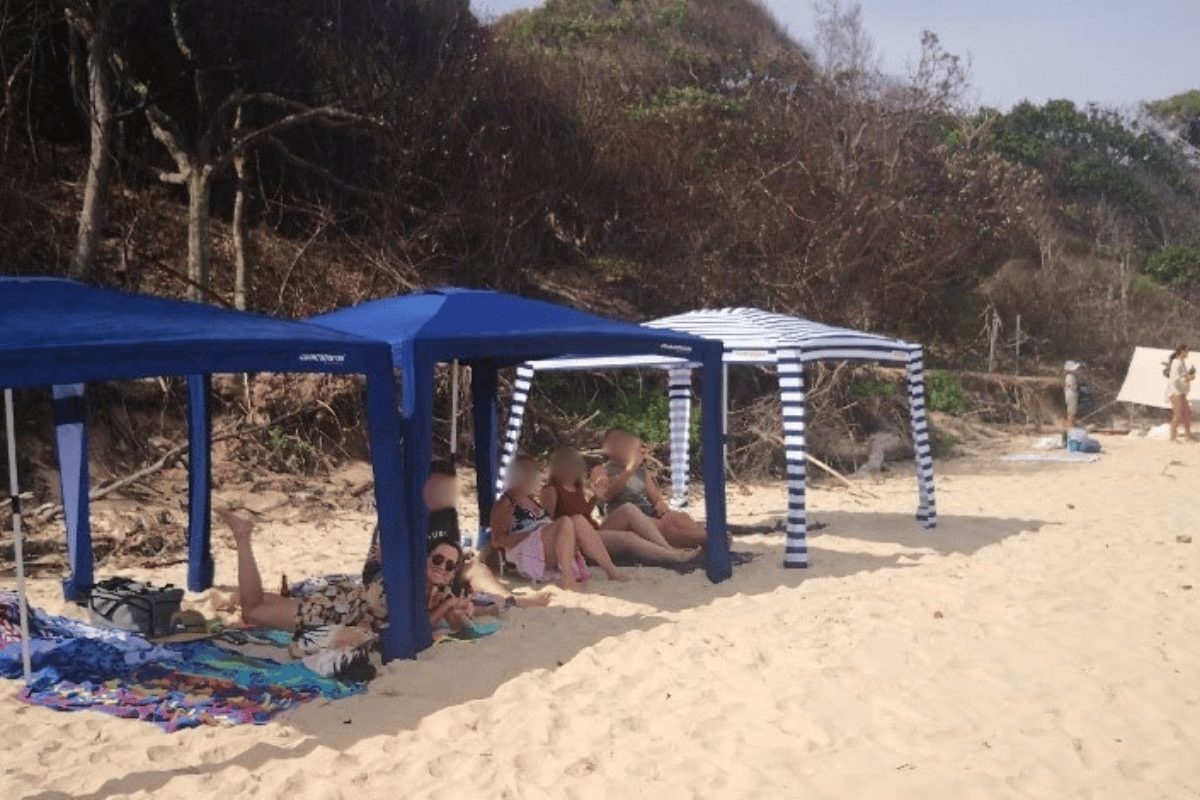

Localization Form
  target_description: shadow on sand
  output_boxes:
[25,510,1043,799]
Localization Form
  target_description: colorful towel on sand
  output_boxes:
[0,590,365,732]
[434,621,502,643]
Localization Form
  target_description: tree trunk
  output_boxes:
[186,168,212,302]
[232,108,250,310]
[69,5,112,281]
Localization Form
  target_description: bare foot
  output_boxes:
[607,570,632,583]
[513,592,551,608]
[216,508,255,546]
[675,547,702,564]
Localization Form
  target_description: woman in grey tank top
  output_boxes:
[591,428,708,549]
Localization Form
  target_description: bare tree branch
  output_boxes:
[262,135,383,199]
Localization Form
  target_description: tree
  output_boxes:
[64,0,112,280]
[811,0,880,100]
[63,0,391,301]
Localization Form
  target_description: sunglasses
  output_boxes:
[429,553,457,572]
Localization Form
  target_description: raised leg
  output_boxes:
[657,510,708,549]
[570,516,630,582]
[541,518,580,590]
[602,503,672,548]
[218,509,298,631]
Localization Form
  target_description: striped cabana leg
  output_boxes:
[496,364,536,498]
[667,366,693,509]
[906,347,938,528]
[777,349,809,568]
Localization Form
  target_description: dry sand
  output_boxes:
[3,434,1199,799]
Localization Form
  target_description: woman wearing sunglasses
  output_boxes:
[426,537,473,635]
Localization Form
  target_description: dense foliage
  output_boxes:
[1,0,1197,367]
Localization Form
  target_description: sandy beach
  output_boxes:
[3,432,1199,799]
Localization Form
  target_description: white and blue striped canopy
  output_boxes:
[529,307,917,370]
[503,307,937,569]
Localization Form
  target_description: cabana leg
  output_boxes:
[471,362,499,549]
[6,389,33,682]
[700,349,731,582]
[186,375,214,592]
[777,349,809,568]
[906,348,938,528]
[497,363,535,499]
[52,383,92,601]
[667,366,693,510]
[367,365,425,661]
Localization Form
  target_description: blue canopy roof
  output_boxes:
[0,277,387,387]
[311,287,733,583]
[0,277,425,659]
[309,287,717,365]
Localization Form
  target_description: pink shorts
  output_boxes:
[507,523,590,583]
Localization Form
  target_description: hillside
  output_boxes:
[1,0,1198,484]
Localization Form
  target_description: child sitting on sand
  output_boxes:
[490,454,630,590]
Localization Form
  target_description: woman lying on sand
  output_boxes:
[219,508,384,680]
[490,454,631,589]
[541,446,699,567]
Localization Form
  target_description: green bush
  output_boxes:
[850,378,894,401]
[926,370,969,416]
[539,373,700,451]
[1141,245,1200,287]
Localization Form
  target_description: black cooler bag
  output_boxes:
[88,576,185,638]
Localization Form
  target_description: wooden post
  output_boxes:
[1014,314,1022,376]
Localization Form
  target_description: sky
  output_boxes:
[468,0,1199,111]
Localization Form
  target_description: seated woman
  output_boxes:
[426,536,473,636]
[541,446,698,566]
[363,460,550,609]
[490,454,630,589]
[591,427,708,549]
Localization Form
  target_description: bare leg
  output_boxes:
[598,528,700,565]
[1185,400,1194,440]
[464,558,551,607]
[602,503,671,548]
[541,518,580,590]
[657,510,708,548]
[1170,396,1183,442]
[218,509,299,631]
[570,515,630,582]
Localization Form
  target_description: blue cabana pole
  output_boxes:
[365,359,427,659]
[52,383,91,601]
[470,361,499,548]
[401,340,436,647]
[186,374,214,592]
[699,345,731,582]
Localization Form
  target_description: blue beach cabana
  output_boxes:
[310,288,733,582]
[0,277,424,660]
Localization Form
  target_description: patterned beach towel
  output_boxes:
[0,590,365,732]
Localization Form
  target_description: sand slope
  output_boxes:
[3,435,1199,799]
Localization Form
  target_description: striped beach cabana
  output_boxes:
[498,308,937,569]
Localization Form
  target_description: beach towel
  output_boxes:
[434,621,503,643]
[0,590,365,732]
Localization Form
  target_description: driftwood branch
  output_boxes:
[804,452,879,499]
[35,409,314,521]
